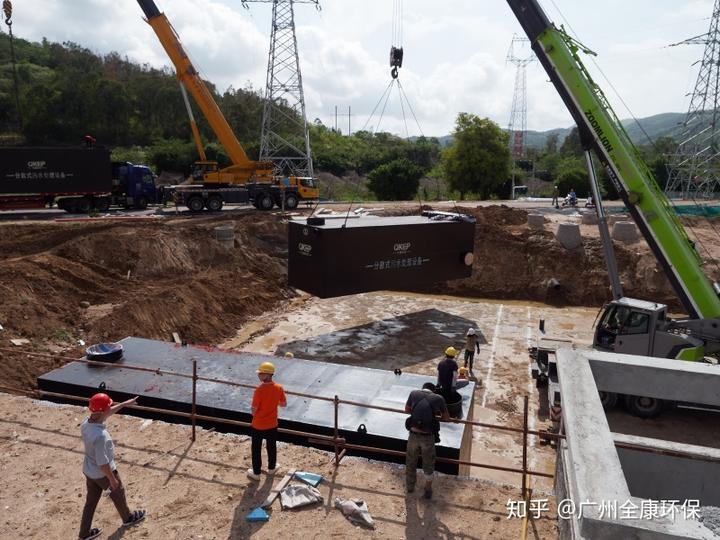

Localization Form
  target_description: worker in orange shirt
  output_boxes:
[247,361,287,480]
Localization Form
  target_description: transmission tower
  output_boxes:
[506,35,535,198]
[242,0,319,178]
[665,0,720,199]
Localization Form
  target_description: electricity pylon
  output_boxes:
[507,34,535,198]
[665,0,720,199]
[242,0,319,178]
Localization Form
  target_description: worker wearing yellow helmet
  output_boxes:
[436,346,459,403]
[247,360,287,480]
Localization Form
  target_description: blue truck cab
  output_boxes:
[111,162,157,210]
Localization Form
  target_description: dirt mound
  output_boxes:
[467,204,528,226]
[0,214,295,390]
[435,206,678,307]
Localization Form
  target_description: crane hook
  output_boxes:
[3,0,12,25]
[391,66,398,79]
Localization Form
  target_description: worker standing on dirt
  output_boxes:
[78,393,146,540]
[404,382,450,499]
[463,328,480,377]
[247,361,287,480]
[551,185,560,208]
[436,347,459,402]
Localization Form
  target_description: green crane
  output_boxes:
[508,0,720,416]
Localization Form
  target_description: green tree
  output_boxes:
[367,158,422,200]
[559,127,583,156]
[544,132,559,154]
[441,113,510,199]
[557,169,589,198]
[148,138,196,175]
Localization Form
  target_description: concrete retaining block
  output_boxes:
[612,221,639,242]
[527,213,545,230]
[608,213,629,227]
[581,210,598,225]
[556,223,582,250]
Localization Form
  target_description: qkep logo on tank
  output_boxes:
[393,242,411,254]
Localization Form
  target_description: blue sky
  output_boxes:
[3,0,715,136]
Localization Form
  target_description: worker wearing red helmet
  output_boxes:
[77,393,146,540]
[247,361,287,480]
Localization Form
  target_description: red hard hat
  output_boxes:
[89,393,113,413]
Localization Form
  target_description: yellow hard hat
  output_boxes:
[444,346,457,358]
[284,351,294,358]
[257,361,276,374]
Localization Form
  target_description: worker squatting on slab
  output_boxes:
[78,394,146,540]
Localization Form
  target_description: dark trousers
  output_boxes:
[79,470,131,538]
[251,427,278,474]
[464,349,475,371]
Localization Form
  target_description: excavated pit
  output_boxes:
[0,205,715,393]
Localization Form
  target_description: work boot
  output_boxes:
[246,469,260,481]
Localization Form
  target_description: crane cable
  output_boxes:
[363,0,423,137]
[390,0,404,80]
[3,0,22,130]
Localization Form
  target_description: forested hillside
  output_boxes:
[0,32,678,201]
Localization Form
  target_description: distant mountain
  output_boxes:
[433,112,688,149]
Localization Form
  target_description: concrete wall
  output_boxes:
[615,434,720,507]
[587,351,720,408]
[555,349,718,539]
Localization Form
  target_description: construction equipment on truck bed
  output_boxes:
[136,0,315,212]
[0,146,157,212]
[507,0,720,417]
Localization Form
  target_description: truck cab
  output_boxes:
[287,176,319,200]
[594,298,706,360]
[111,162,157,209]
[594,298,666,356]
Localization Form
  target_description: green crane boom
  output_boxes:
[507,0,720,320]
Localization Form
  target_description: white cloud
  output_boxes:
[6,0,719,136]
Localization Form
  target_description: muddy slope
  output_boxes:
[437,206,680,308]
[0,214,294,390]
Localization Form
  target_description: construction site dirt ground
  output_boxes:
[0,394,558,539]
[222,291,599,493]
[1,203,719,538]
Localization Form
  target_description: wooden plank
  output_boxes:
[261,469,296,509]
[172,332,181,344]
